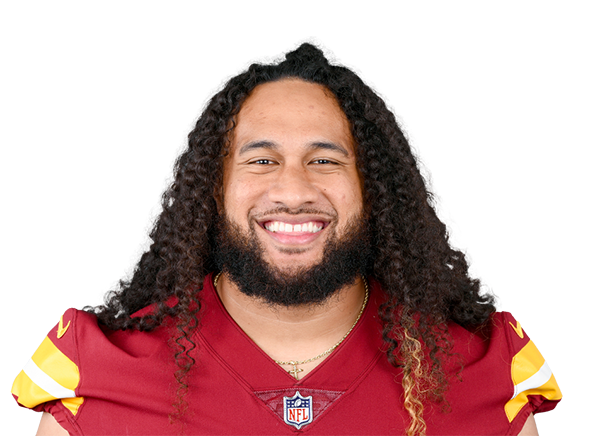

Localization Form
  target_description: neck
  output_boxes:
[215,272,367,379]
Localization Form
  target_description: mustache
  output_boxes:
[251,206,338,220]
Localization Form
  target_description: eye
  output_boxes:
[312,158,338,165]
[251,159,274,165]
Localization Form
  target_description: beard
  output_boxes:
[213,211,372,307]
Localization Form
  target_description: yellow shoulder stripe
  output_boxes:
[11,336,83,415]
[31,336,80,390]
[505,340,562,422]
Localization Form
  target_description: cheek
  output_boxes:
[223,178,262,219]
[347,187,364,216]
[223,180,243,219]
[344,172,363,200]
[330,178,363,215]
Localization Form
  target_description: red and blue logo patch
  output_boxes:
[283,391,313,429]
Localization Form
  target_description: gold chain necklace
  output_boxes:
[212,273,369,380]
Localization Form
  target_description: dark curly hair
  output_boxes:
[87,43,496,435]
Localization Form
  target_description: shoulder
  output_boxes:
[12,308,93,406]
[12,307,172,418]
[12,308,103,404]
[447,311,562,430]
[448,311,544,355]
[448,311,561,385]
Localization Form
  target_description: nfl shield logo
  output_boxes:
[283,391,313,429]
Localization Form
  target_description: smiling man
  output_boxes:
[12,44,561,436]
[217,79,368,308]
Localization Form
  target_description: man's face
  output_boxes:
[222,79,364,276]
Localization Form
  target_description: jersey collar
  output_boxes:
[194,273,385,391]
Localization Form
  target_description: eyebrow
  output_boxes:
[238,140,277,155]
[309,141,349,157]
[238,140,349,157]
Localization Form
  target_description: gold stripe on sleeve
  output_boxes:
[32,336,80,391]
[11,335,84,415]
[505,340,562,422]
[12,370,55,409]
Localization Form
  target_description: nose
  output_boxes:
[267,163,320,209]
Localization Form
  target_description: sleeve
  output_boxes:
[499,312,562,426]
[11,308,85,434]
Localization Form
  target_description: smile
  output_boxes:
[263,221,324,234]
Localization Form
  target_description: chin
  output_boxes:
[267,261,321,280]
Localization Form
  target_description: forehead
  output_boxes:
[230,79,354,154]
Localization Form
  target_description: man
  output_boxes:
[12,44,561,435]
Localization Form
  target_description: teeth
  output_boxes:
[265,221,323,234]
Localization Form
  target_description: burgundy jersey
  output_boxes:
[12,274,561,435]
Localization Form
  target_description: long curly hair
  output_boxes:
[87,43,495,434]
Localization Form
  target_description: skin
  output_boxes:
[35,413,67,435]
[34,79,539,435]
